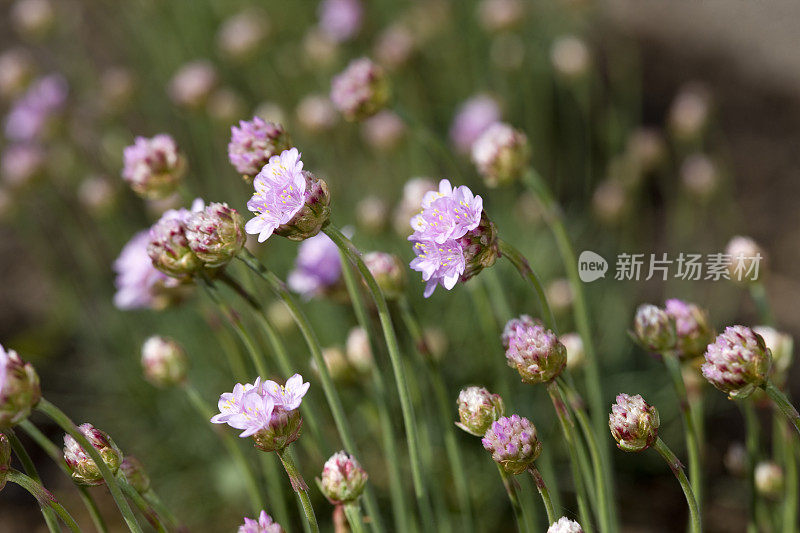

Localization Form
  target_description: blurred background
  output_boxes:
[1,0,798,531]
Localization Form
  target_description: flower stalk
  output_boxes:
[5,469,81,532]
[344,503,366,533]
[528,464,556,525]
[6,430,60,532]
[653,438,701,533]
[762,382,800,436]
[276,447,319,533]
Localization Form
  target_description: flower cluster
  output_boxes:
[227,117,292,181]
[141,336,188,388]
[364,251,406,300]
[0,344,41,428]
[503,316,567,384]
[245,148,331,242]
[121,134,186,199]
[211,374,310,452]
[63,423,123,486]
[548,517,584,533]
[632,304,675,353]
[318,0,362,43]
[319,451,369,504]
[113,230,182,310]
[471,122,530,187]
[239,510,285,533]
[147,200,205,278]
[455,386,505,436]
[409,179,499,297]
[287,232,343,300]
[330,58,390,121]
[482,414,542,475]
[185,202,246,268]
[609,393,659,452]
[702,326,772,399]
[664,299,714,359]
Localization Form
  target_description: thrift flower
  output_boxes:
[262,374,310,411]
[503,316,567,384]
[121,134,186,199]
[217,10,270,60]
[287,232,343,299]
[471,122,530,187]
[482,414,542,475]
[609,393,659,452]
[330,57,390,121]
[319,451,369,504]
[296,94,338,134]
[239,511,284,533]
[548,517,584,533]
[1,143,44,188]
[227,117,292,182]
[120,456,151,494]
[550,35,590,79]
[456,386,504,436]
[185,202,246,268]
[361,110,405,151]
[561,332,585,370]
[664,299,714,360]
[393,178,436,236]
[632,304,675,352]
[141,336,188,387]
[702,326,772,399]
[63,423,123,486]
[449,94,501,153]
[374,23,416,70]
[0,344,40,428]
[725,236,765,283]
[318,0,362,42]
[245,148,331,242]
[113,230,182,310]
[147,200,205,278]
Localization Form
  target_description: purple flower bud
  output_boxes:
[364,251,406,300]
[114,230,185,310]
[330,58,390,122]
[609,393,659,452]
[664,299,714,360]
[702,326,772,399]
[319,451,369,504]
[141,336,188,388]
[63,423,123,486]
[456,386,505,437]
[4,74,67,142]
[239,510,285,533]
[548,517,584,533]
[185,202,246,268]
[449,94,501,154]
[122,134,186,199]
[632,304,676,352]
[482,414,542,475]
[755,461,784,499]
[471,122,530,187]
[227,117,292,182]
[296,94,338,134]
[245,148,331,242]
[120,456,151,494]
[0,344,40,428]
[0,433,10,491]
[504,317,567,384]
[147,202,204,278]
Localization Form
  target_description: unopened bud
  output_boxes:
[0,344,41,428]
[319,451,368,504]
[456,386,504,436]
[632,304,675,353]
[141,336,188,387]
[63,423,123,486]
[120,456,151,494]
[609,393,659,452]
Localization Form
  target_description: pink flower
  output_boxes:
[262,374,310,411]
[245,148,307,242]
[318,0,362,43]
[113,230,179,310]
[239,510,284,533]
[449,94,501,153]
[410,179,483,244]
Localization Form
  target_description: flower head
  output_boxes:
[702,326,772,399]
[228,118,292,181]
[287,232,343,299]
[330,58,390,121]
[4,74,67,142]
[245,148,331,242]
[239,510,285,533]
[319,451,369,504]
[471,122,530,187]
[456,386,505,436]
[550,36,590,79]
[120,456,151,494]
[725,236,765,283]
[410,179,483,244]
[113,230,183,310]
[147,201,204,278]
[318,0,362,42]
[632,304,675,352]
[561,332,585,370]
[664,299,714,360]
[364,251,406,300]
[63,423,123,486]
[1,143,44,188]
[0,344,40,428]
[449,94,501,153]
[482,414,542,475]
[262,374,310,411]
[141,336,188,387]
[346,327,373,373]
[548,517,584,533]
[609,393,659,452]
[185,202,246,268]
[122,134,185,199]
[217,10,270,60]
[504,317,567,384]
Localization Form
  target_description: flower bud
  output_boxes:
[681,154,718,200]
[122,134,186,200]
[63,423,123,486]
[592,178,628,225]
[626,128,665,175]
[545,279,574,315]
[0,48,34,100]
[561,332,585,371]
[2,143,44,189]
[252,408,303,452]
[725,236,765,283]
[361,110,405,151]
[471,122,530,187]
[345,327,373,374]
[319,451,368,504]
[664,299,714,360]
[228,118,292,182]
[0,344,41,428]
[482,414,542,475]
[312,347,352,383]
[186,202,246,268]
[147,211,202,278]
[753,326,793,387]
[141,336,188,387]
[374,23,416,70]
[330,58,390,121]
[11,0,55,39]
[120,456,151,494]
[0,433,11,491]
[477,0,526,33]
[364,252,406,300]
[548,517,584,533]
[239,510,285,533]
[296,94,338,134]
[632,304,676,352]
[609,393,659,452]
[702,326,772,399]
[755,461,783,499]
[503,317,567,384]
[455,386,504,436]
[669,82,710,141]
[458,212,501,283]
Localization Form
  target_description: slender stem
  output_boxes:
[528,465,556,525]
[238,249,385,533]
[497,239,557,331]
[763,381,800,436]
[781,422,798,533]
[143,490,181,532]
[653,438,701,533]
[6,469,80,532]
[497,465,525,532]
[344,502,367,533]
[742,401,760,533]
[662,353,703,516]
[6,430,61,532]
[322,226,430,524]
[482,267,514,322]
[749,282,775,327]
[119,477,168,533]
[276,447,319,533]
[37,398,143,533]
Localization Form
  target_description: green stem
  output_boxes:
[749,282,775,327]
[653,438,701,533]
[6,430,61,532]
[742,401,760,533]
[528,465,556,525]
[119,477,168,533]
[662,353,703,516]
[763,381,800,436]
[497,239,557,331]
[142,490,181,532]
[37,398,143,533]
[497,465,525,532]
[322,226,430,526]
[275,447,319,533]
[782,423,798,533]
[6,469,80,532]
[344,502,367,533]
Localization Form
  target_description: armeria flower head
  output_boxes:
[318,0,363,42]
[120,456,151,494]
[548,517,584,533]
[364,251,406,300]
[141,336,188,387]
[319,451,369,504]
[632,304,676,353]
[262,373,310,411]
[239,510,285,533]
[701,326,772,399]
[664,299,714,360]
[147,199,205,278]
[210,379,261,427]
[609,393,659,452]
[410,179,483,244]
[113,230,183,310]
[330,57,390,121]
[0,433,10,491]
[185,202,246,268]
[482,414,542,475]
[504,317,567,384]
[455,386,505,436]
[449,94,501,153]
[121,134,186,199]
[245,148,331,242]
[228,117,292,182]
[287,232,344,299]
[0,344,40,428]
[63,423,123,486]
[471,122,530,187]
[725,236,765,283]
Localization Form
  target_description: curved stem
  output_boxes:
[497,239,557,331]
[496,465,525,532]
[37,398,143,533]
[276,447,319,533]
[763,381,800,436]
[142,490,181,532]
[7,430,61,532]
[344,502,366,533]
[119,477,168,533]
[6,469,81,532]
[653,438,701,533]
[528,465,556,525]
